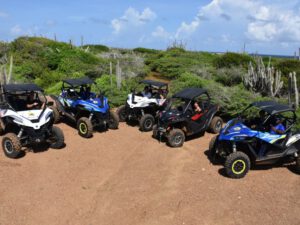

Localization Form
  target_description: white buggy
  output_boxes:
[117,80,168,131]
[0,84,65,158]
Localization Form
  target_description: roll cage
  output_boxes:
[135,80,168,98]
[0,83,49,121]
[167,88,210,115]
[61,77,99,100]
[241,101,296,133]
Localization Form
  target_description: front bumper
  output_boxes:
[23,124,52,144]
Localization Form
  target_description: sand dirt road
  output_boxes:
[0,123,299,225]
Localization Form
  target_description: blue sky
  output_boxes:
[0,0,300,55]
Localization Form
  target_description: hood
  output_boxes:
[159,109,183,123]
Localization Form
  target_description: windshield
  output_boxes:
[240,105,295,133]
[166,98,190,112]
[5,91,46,111]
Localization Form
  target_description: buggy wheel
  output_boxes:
[209,116,223,134]
[209,135,222,163]
[139,114,155,132]
[2,133,22,158]
[117,105,127,122]
[152,124,158,138]
[108,111,119,129]
[295,156,300,174]
[49,106,60,124]
[0,118,5,135]
[49,126,65,149]
[77,117,93,138]
[167,129,185,148]
[224,152,250,179]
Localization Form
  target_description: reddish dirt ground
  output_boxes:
[0,123,299,225]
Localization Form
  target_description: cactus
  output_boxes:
[0,54,13,85]
[243,56,283,97]
[288,72,299,109]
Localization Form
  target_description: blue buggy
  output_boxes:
[51,77,119,138]
[209,101,300,178]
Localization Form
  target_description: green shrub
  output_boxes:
[170,72,267,117]
[214,66,244,86]
[95,74,142,107]
[133,47,160,54]
[214,52,254,69]
[83,44,110,53]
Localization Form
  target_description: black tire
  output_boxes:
[108,111,119,129]
[49,126,65,149]
[77,117,93,138]
[139,114,155,132]
[224,152,250,179]
[0,118,5,135]
[167,129,185,148]
[49,106,60,124]
[295,156,300,174]
[117,105,127,122]
[209,116,223,134]
[2,133,22,158]
[152,124,158,138]
[209,136,218,151]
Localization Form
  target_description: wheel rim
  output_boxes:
[79,123,87,134]
[4,139,14,154]
[232,160,246,175]
[215,120,222,132]
[144,119,153,129]
[173,134,183,145]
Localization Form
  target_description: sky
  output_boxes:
[0,0,300,55]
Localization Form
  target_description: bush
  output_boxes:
[83,44,110,53]
[214,52,254,69]
[275,59,300,90]
[214,66,244,86]
[95,74,142,107]
[170,72,267,117]
[145,50,218,79]
[133,47,160,54]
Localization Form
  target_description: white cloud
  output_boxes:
[152,26,170,40]
[175,20,200,39]
[0,12,8,18]
[193,0,300,43]
[111,7,156,33]
[10,25,40,36]
[10,25,22,35]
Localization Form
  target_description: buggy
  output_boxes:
[50,77,119,138]
[117,80,168,131]
[0,83,65,158]
[153,88,223,147]
[209,101,300,178]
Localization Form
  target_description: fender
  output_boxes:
[286,134,300,147]
[204,105,219,129]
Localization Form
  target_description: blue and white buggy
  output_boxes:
[209,101,300,178]
[51,77,119,138]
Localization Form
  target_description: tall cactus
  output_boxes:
[0,54,13,85]
[288,72,299,109]
[243,56,283,97]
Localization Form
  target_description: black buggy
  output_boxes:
[0,83,65,158]
[117,79,168,131]
[153,87,223,147]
